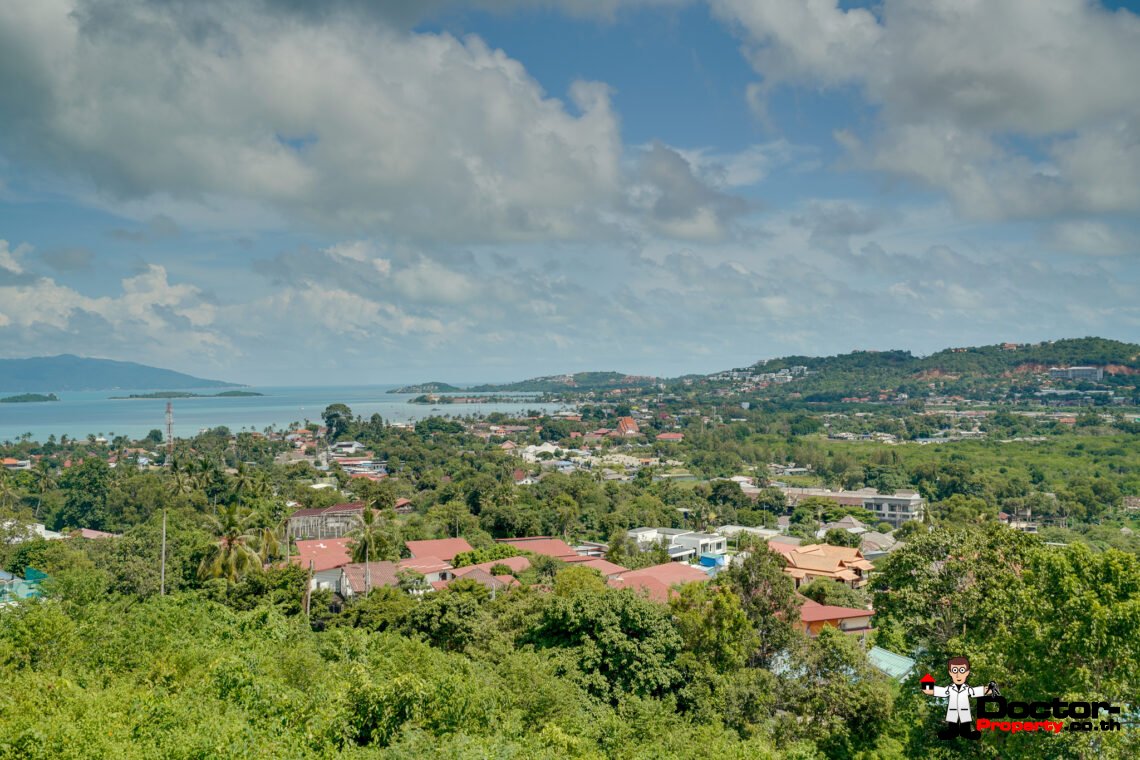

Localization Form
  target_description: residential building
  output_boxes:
[1049,366,1104,381]
[405,537,474,563]
[627,527,727,561]
[496,536,580,559]
[768,543,875,588]
[293,537,354,590]
[781,486,925,528]
[655,432,684,442]
[607,562,709,603]
[331,441,367,455]
[337,561,401,598]
[816,515,868,538]
[798,598,873,638]
[434,567,518,593]
[287,502,366,540]
[858,531,899,558]
[574,541,609,557]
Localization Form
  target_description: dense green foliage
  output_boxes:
[2,345,1140,758]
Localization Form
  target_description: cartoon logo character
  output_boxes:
[921,656,996,740]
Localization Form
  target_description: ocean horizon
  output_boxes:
[0,384,568,443]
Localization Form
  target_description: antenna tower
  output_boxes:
[166,401,174,464]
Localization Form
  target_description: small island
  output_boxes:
[389,382,463,394]
[0,393,59,403]
[110,390,264,400]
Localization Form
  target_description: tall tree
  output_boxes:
[722,546,801,667]
[197,503,263,582]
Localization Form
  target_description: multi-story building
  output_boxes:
[780,487,925,528]
[628,527,727,561]
[1049,366,1104,381]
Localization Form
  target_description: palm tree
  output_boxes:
[0,474,21,512]
[231,462,255,505]
[251,524,285,565]
[350,507,399,564]
[197,503,263,582]
[31,461,54,520]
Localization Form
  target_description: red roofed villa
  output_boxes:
[798,597,874,638]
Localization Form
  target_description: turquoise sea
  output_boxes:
[0,385,568,443]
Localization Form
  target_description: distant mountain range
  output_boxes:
[0,355,238,392]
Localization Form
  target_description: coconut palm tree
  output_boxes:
[197,503,263,582]
[0,474,21,512]
[349,507,400,564]
[31,460,55,520]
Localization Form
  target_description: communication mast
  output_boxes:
[165,401,174,464]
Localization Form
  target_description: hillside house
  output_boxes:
[798,598,874,638]
[768,543,875,589]
[627,527,727,561]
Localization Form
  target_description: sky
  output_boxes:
[1,0,1138,385]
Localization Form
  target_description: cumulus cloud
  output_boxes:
[0,241,229,365]
[713,0,1140,222]
[0,0,627,243]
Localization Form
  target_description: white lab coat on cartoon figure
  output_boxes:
[931,683,987,723]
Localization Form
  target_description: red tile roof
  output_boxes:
[293,537,353,572]
[607,562,708,603]
[571,558,628,577]
[405,537,473,562]
[655,432,684,441]
[453,555,531,577]
[341,561,401,594]
[439,567,516,593]
[617,417,640,435]
[496,537,579,559]
[798,597,875,623]
[398,556,452,575]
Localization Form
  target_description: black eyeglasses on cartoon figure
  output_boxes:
[921,656,996,740]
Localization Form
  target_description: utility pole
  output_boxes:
[304,560,313,618]
[160,509,167,595]
[364,540,371,595]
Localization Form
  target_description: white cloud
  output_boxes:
[713,0,1140,221]
[0,0,625,243]
[1047,220,1139,257]
[0,243,230,364]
